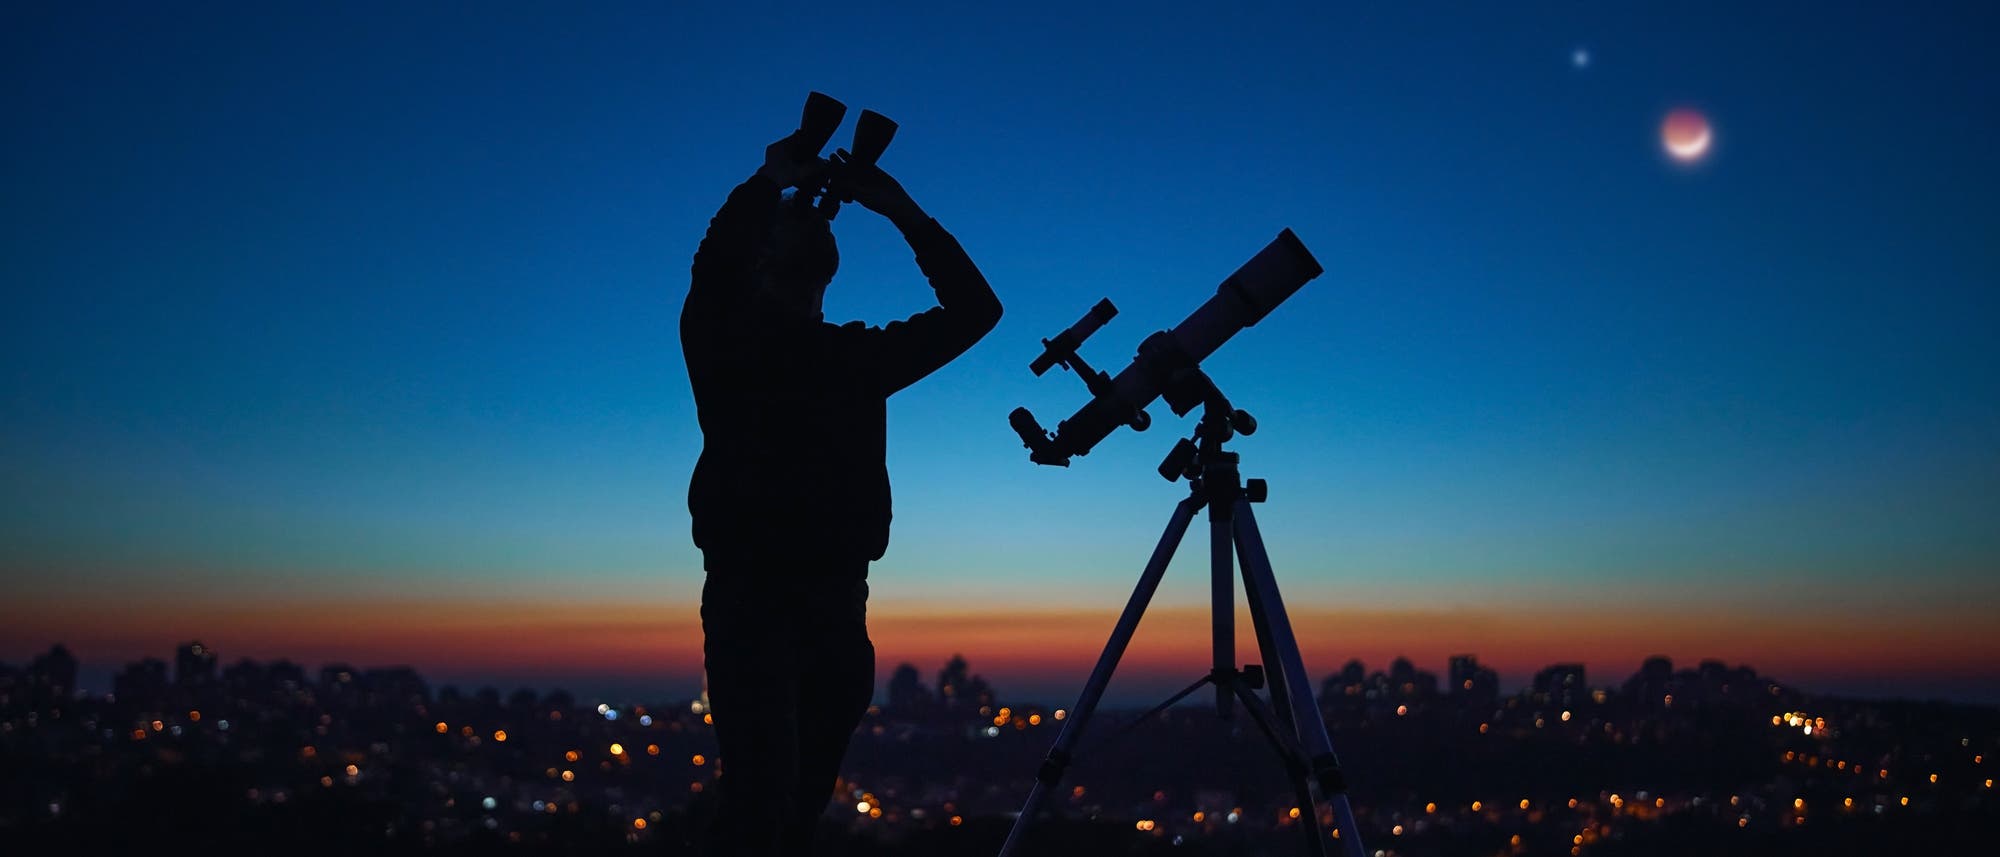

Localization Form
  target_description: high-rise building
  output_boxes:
[1533,663,1587,708]
[29,644,79,706]
[175,641,218,688]
[1449,654,1499,703]
[887,663,932,713]
[114,658,169,702]
[1623,655,1676,707]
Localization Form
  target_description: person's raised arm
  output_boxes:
[688,135,826,304]
[837,159,1003,396]
[685,136,827,374]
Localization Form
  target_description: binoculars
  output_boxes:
[786,91,898,220]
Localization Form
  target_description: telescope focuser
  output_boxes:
[1011,299,1160,466]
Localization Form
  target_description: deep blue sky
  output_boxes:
[4,3,1997,701]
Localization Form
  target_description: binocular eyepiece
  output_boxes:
[790,91,898,220]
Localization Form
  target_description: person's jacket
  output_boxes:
[682,173,1002,577]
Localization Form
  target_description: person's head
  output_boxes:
[753,192,839,319]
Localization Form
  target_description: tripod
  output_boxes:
[997,376,1366,857]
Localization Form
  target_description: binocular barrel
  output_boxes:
[796,92,847,160]
[849,110,899,166]
[787,93,900,219]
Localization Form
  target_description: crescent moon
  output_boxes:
[1667,126,1711,161]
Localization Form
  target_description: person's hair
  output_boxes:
[760,193,839,293]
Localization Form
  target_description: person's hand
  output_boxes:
[758,134,827,190]
[832,152,923,225]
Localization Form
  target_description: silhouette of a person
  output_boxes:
[682,125,1001,856]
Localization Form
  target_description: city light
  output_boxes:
[10,642,1979,853]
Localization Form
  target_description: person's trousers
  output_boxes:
[700,568,875,857]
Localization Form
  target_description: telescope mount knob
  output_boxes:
[1232,409,1257,436]
[1246,479,1268,503]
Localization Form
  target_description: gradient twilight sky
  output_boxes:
[4,3,1997,705]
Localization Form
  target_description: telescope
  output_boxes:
[785,91,899,221]
[1009,229,1324,466]
[1000,226,1369,857]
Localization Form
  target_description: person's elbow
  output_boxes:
[974,293,1003,337]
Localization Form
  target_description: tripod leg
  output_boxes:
[1228,682,1328,857]
[1113,673,1215,739]
[997,496,1201,857]
[1239,538,1300,743]
[1234,500,1367,857]
[1210,512,1234,719]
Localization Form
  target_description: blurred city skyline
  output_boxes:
[4,3,1997,706]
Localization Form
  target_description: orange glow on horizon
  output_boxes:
[3,591,1994,696]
